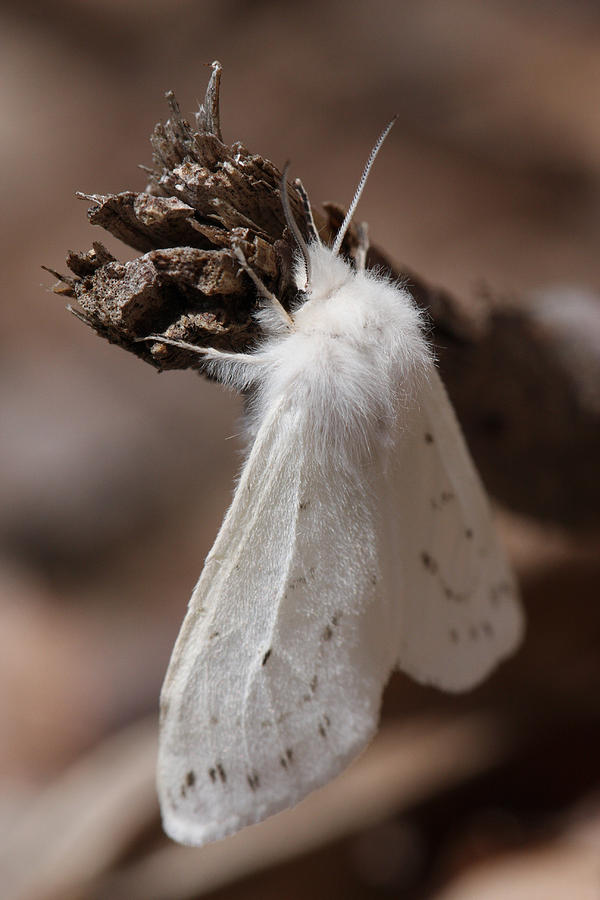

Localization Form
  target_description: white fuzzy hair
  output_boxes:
[204,243,431,469]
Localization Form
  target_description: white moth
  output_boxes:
[146,121,524,847]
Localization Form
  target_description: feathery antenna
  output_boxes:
[332,116,397,258]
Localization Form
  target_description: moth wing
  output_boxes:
[158,402,397,847]
[388,369,524,691]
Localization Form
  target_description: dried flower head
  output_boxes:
[48,63,333,370]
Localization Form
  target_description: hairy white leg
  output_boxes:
[232,245,294,329]
[137,334,264,388]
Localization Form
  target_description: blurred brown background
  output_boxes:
[2,1,600,898]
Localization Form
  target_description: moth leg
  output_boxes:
[293,177,321,245]
[137,334,263,388]
[354,221,370,272]
[232,244,294,330]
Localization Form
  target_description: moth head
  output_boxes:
[293,244,355,303]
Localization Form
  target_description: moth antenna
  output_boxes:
[294,177,321,246]
[280,163,311,288]
[332,116,398,258]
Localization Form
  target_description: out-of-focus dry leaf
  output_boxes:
[1,718,157,900]
[431,803,600,900]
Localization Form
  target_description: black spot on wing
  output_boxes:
[431,490,455,511]
[318,714,331,738]
[208,764,227,785]
[444,585,468,603]
[420,551,438,574]
[424,432,434,444]
[322,614,340,643]
[420,547,474,605]
[280,747,294,770]
[262,648,272,666]
[247,771,260,791]
[186,770,196,787]
[289,575,307,590]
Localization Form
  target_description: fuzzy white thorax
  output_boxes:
[209,244,431,468]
